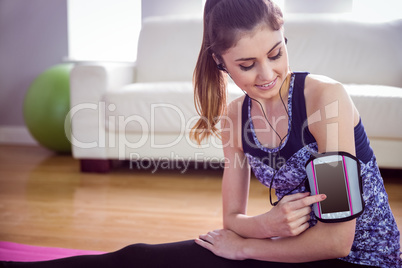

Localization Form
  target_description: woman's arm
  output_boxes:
[222,158,325,239]
[197,219,355,262]
[305,74,360,155]
[241,220,356,262]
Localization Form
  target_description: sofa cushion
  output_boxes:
[345,84,402,139]
[103,81,401,140]
[285,16,402,88]
[136,16,402,87]
[102,82,243,134]
[136,16,203,83]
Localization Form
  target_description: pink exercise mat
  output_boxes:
[0,241,106,262]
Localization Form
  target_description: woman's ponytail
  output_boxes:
[190,34,227,145]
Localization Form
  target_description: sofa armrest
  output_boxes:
[70,62,136,104]
[69,62,136,159]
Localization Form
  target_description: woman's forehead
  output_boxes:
[223,26,283,60]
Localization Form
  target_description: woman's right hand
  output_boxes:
[262,192,326,238]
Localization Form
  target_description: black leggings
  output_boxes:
[1,240,374,268]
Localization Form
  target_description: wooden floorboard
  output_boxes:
[0,145,401,252]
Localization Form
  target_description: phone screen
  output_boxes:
[315,160,349,214]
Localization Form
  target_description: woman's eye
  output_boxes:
[240,63,255,71]
[268,48,282,61]
[238,48,282,71]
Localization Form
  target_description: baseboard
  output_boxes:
[0,125,39,145]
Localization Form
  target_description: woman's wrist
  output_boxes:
[256,212,275,238]
[234,237,251,260]
[236,237,267,261]
[224,212,275,239]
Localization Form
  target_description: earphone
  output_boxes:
[217,63,227,72]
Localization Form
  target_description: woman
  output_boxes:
[2,0,400,267]
[191,0,401,267]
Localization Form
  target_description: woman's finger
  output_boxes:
[195,238,214,250]
[280,192,310,203]
[292,221,310,236]
[289,194,326,211]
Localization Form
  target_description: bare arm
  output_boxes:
[241,220,355,262]
[197,219,355,262]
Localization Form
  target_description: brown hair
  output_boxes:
[191,0,284,144]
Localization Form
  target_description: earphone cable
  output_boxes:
[242,72,300,206]
[233,70,297,206]
[241,72,292,147]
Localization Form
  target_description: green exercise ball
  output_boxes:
[24,64,74,153]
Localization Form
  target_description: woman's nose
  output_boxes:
[257,61,275,82]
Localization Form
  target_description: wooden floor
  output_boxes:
[0,145,401,252]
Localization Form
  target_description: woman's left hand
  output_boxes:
[195,229,246,260]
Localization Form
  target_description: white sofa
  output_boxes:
[69,15,402,172]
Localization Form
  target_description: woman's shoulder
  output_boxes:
[303,74,354,115]
[304,74,346,102]
[226,95,246,120]
[303,73,360,153]
[221,95,246,149]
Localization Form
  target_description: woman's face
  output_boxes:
[221,25,289,103]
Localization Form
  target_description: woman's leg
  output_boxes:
[0,240,375,268]
[0,240,296,268]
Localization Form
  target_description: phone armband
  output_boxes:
[305,152,365,223]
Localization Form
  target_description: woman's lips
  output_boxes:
[255,77,277,91]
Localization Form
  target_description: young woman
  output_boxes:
[2,0,401,267]
[190,0,401,267]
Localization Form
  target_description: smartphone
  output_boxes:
[306,152,364,222]
[307,155,352,220]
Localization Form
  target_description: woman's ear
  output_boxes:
[212,53,227,72]
[212,53,220,65]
